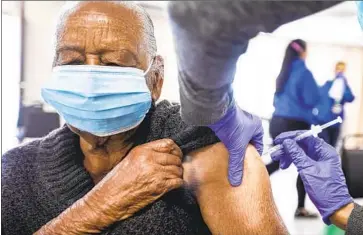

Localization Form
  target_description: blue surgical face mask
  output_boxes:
[41,63,153,137]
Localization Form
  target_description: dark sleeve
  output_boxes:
[168,1,340,125]
[2,149,33,235]
[300,70,320,107]
[346,204,363,235]
[342,84,355,103]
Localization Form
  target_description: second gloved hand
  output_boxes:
[272,131,353,224]
[208,104,264,186]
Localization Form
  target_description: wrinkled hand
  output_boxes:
[88,139,184,225]
[208,104,264,186]
[271,131,353,224]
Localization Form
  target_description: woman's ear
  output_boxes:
[149,55,164,102]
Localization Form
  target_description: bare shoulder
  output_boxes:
[183,143,265,189]
[182,142,288,234]
[182,143,287,235]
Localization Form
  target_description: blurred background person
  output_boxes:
[315,61,355,147]
[266,39,320,218]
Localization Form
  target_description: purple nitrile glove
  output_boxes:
[272,131,353,225]
[208,104,264,186]
[270,131,307,170]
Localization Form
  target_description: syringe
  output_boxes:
[262,116,342,156]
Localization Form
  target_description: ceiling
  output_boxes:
[140,1,358,17]
[141,1,362,47]
[2,1,22,16]
[274,2,362,47]
[3,1,360,46]
[319,1,358,17]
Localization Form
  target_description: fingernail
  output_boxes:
[284,139,294,146]
[230,179,242,187]
[229,173,242,187]
[270,153,279,161]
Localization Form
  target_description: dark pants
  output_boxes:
[319,126,340,147]
[266,116,310,208]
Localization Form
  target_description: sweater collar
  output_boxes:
[35,125,94,212]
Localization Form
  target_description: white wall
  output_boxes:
[274,2,363,47]
[2,14,22,153]
[22,1,64,107]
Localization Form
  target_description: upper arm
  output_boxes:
[183,143,288,235]
[300,71,320,107]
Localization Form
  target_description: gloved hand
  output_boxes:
[270,131,306,170]
[208,104,264,186]
[271,131,353,225]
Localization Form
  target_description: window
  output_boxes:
[2,2,22,154]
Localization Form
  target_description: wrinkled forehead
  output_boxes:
[55,3,150,59]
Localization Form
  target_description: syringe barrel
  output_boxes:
[265,144,283,155]
[294,130,314,141]
[264,117,342,156]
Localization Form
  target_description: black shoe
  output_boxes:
[294,208,318,218]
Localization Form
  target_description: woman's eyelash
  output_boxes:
[105,62,120,66]
[62,60,83,65]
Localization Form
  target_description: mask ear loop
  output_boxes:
[143,57,155,76]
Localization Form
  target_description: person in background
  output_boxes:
[168,1,339,186]
[266,39,320,218]
[315,61,355,147]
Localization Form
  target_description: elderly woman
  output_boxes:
[2,2,287,235]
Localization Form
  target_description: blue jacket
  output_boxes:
[273,59,320,124]
[314,78,355,124]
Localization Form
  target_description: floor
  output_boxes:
[268,161,363,235]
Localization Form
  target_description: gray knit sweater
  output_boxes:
[2,101,219,235]
[346,203,363,235]
[3,101,363,233]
